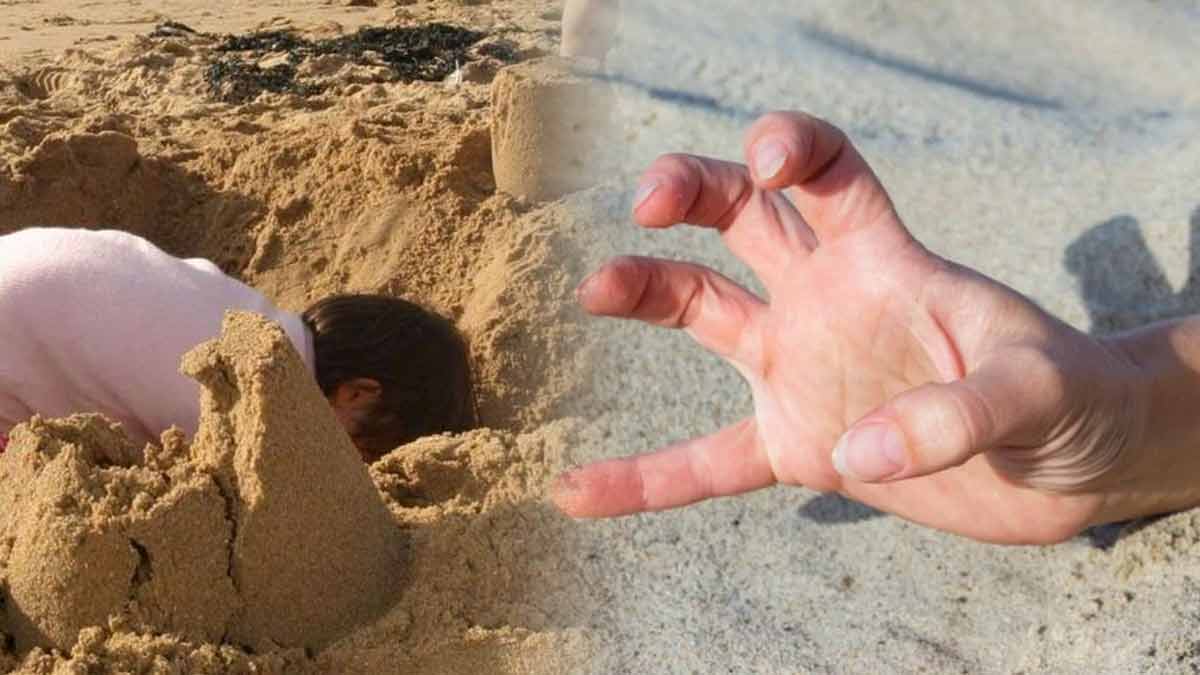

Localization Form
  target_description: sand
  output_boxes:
[0,1,595,672]
[557,1,1200,673]
[490,56,613,202]
[0,312,401,657]
[8,1,1200,673]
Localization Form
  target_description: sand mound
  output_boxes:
[318,423,593,674]
[0,415,235,653]
[0,312,402,655]
[184,311,404,649]
[0,313,594,672]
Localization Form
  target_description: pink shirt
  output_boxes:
[0,228,314,446]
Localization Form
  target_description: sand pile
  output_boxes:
[0,1,594,672]
[184,312,404,649]
[0,415,237,653]
[0,308,591,674]
[0,312,403,654]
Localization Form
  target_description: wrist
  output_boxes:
[1095,317,1200,522]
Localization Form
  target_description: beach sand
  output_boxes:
[558,1,1200,673]
[5,1,1200,673]
[0,1,598,672]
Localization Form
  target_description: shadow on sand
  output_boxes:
[1065,205,1200,334]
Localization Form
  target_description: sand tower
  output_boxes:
[490,56,616,202]
[0,312,404,653]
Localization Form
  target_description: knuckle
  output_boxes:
[672,269,706,329]
[650,152,697,176]
[592,256,652,314]
[950,381,998,449]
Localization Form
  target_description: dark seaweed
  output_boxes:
[149,21,199,38]
[192,23,487,104]
[204,61,323,104]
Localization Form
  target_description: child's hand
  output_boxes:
[555,111,1154,545]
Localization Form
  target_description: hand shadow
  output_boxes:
[797,491,883,525]
[1066,204,1200,548]
[1064,205,1200,334]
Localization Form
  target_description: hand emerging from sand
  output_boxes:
[553,111,1200,545]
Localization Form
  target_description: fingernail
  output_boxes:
[574,270,600,302]
[753,140,788,181]
[831,422,907,482]
[632,179,659,212]
[552,470,584,501]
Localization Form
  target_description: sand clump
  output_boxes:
[0,312,402,657]
[0,417,235,654]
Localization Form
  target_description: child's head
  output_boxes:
[302,294,476,460]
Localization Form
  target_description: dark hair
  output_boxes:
[301,294,476,455]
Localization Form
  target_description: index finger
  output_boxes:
[552,417,775,518]
[631,153,816,289]
[743,111,904,243]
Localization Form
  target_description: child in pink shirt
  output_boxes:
[0,228,474,461]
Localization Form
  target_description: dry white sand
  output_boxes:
[561,1,1200,673]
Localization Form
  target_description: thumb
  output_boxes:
[832,353,1057,483]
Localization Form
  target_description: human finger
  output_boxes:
[552,417,774,518]
[632,153,817,286]
[743,111,904,244]
[577,255,767,368]
[830,350,1065,485]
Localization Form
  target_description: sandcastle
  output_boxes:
[0,311,404,654]
[490,56,615,202]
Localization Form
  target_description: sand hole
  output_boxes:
[0,130,262,275]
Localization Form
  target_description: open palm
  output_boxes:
[556,112,1145,544]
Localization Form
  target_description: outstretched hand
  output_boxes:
[555,112,1150,544]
